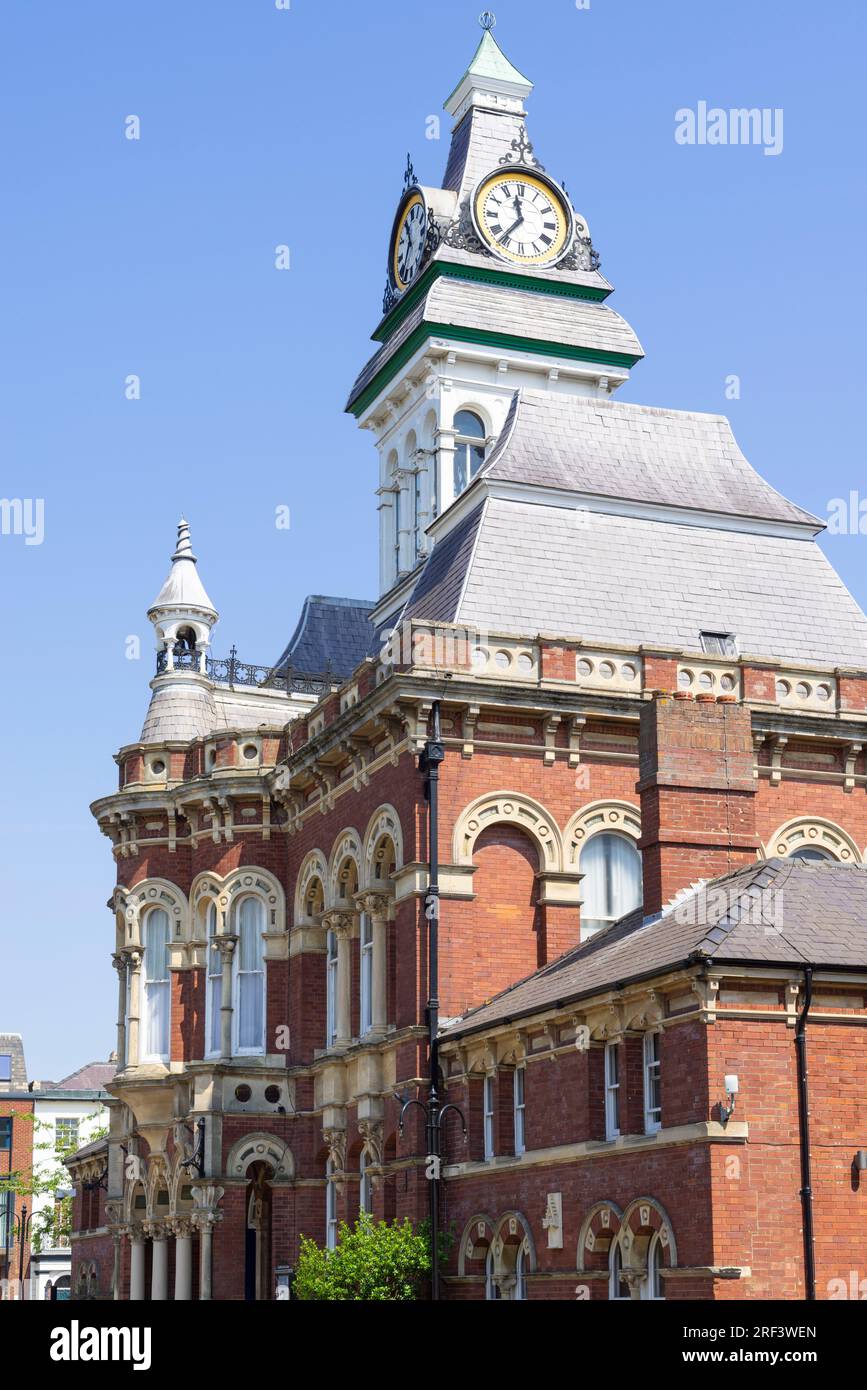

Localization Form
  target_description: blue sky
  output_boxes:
[1,0,865,1080]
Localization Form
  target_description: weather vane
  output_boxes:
[479,10,496,30]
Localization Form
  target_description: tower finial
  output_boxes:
[479,9,496,30]
[172,516,197,563]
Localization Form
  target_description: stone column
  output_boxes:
[129,1227,146,1301]
[172,1218,193,1301]
[324,912,353,1048]
[112,955,127,1067]
[148,1225,169,1301]
[358,893,391,1037]
[106,1203,123,1300]
[191,1185,224,1302]
[125,950,142,1068]
[215,936,237,1059]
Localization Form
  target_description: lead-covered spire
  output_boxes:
[443,17,533,120]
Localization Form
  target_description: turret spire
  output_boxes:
[444,16,533,119]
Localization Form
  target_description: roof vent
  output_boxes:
[699,631,738,657]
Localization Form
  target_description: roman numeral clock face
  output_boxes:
[390,191,428,293]
[472,171,573,268]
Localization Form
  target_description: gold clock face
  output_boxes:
[472,170,572,267]
[390,190,427,293]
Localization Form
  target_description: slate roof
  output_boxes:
[54,1061,116,1092]
[444,859,867,1039]
[452,499,867,668]
[394,388,867,668]
[481,391,818,527]
[347,281,642,411]
[272,595,377,679]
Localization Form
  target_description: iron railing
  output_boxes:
[156,644,334,696]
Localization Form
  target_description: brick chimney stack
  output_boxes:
[637,693,759,916]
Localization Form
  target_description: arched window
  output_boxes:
[359,912,373,1035]
[142,908,170,1062]
[644,1232,664,1300]
[790,848,833,862]
[233,897,265,1054]
[485,1246,499,1301]
[609,1240,629,1301]
[326,928,338,1048]
[359,1150,371,1214]
[581,833,643,936]
[453,410,486,497]
[325,1159,338,1250]
[205,902,221,1058]
[515,1245,527,1301]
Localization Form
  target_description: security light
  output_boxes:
[720,1074,739,1125]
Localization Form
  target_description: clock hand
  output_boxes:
[500,215,524,242]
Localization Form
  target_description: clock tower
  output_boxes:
[347,17,644,624]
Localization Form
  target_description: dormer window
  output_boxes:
[453,411,487,497]
[699,631,737,657]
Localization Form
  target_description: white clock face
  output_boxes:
[472,170,572,267]
[391,192,427,292]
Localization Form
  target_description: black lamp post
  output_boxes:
[14,1203,33,1292]
[399,701,466,1301]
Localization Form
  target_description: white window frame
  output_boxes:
[604,1041,620,1140]
[205,901,222,1059]
[359,911,373,1036]
[513,1067,526,1156]
[359,1150,371,1215]
[326,1158,338,1250]
[141,907,171,1063]
[515,1245,527,1301]
[609,1239,630,1300]
[643,1231,664,1300]
[452,410,487,498]
[643,1031,662,1134]
[580,831,643,937]
[485,1245,498,1300]
[326,928,338,1048]
[232,896,266,1057]
[483,1074,495,1161]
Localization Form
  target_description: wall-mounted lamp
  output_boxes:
[854,1150,867,1171]
[720,1073,739,1126]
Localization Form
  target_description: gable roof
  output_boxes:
[444,858,867,1039]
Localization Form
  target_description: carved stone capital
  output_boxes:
[170,1216,194,1240]
[355,892,392,920]
[323,1127,346,1171]
[213,934,238,959]
[358,1118,384,1167]
[322,910,354,938]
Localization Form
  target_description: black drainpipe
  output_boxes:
[795,964,816,1301]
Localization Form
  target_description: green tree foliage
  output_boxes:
[294,1213,432,1301]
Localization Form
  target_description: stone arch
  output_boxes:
[225,1131,294,1183]
[453,792,562,871]
[577,1200,624,1272]
[563,800,642,870]
[119,878,190,949]
[458,1212,497,1275]
[294,850,328,925]
[327,829,363,908]
[123,1172,148,1225]
[762,816,862,864]
[362,805,404,890]
[219,867,285,935]
[190,872,224,942]
[620,1197,678,1269]
[447,398,494,441]
[403,428,417,463]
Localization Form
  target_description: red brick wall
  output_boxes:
[0,1100,34,1284]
